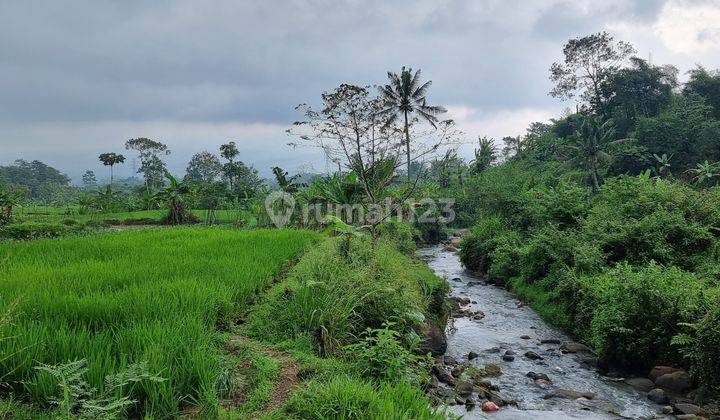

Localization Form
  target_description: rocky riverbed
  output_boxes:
[419,242,717,419]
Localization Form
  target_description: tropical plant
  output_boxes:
[98,153,126,185]
[0,183,24,227]
[379,67,447,180]
[472,136,497,173]
[272,167,305,194]
[686,160,720,186]
[651,153,673,177]
[154,171,195,225]
[565,117,628,191]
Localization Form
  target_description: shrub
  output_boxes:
[281,377,444,420]
[377,221,418,254]
[459,216,516,274]
[0,222,83,240]
[244,238,448,356]
[578,263,708,370]
[343,323,429,385]
[686,300,720,395]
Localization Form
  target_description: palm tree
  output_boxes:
[379,67,446,180]
[566,117,628,192]
[98,153,126,185]
[472,136,497,173]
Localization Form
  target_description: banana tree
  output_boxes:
[687,160,720,186]
[0,183,24,227]
[154,171,195,225]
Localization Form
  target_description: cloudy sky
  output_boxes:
[2,0,720,181]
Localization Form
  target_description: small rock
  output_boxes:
[649,366,681,382]
[526,371,551,382]
[675,415,701,420]
[471,300,478,304]
[647,388,670,405]
[520,335,531,339]
[467,282,481,287]
[673,403,706,416]
[552,366,565,374]
[655,370,692,392]
[540,339,561,345]
[560,342,592,354]
[543,389,596,400]
[452,296,471,305]
[432,366,456,386]
[456,381,474,397]
[624,377,655,393]
[483,347,501,354]
[443,244,458,252]
[534,379,551,389]
[451,277,462,282]
[502,350,515,362]
[504,349,516,356]
[661,405,674,414]
[415,319,447,356]
[443,355,459,365]
[687,387,711,405]
[454,397,464,405]
[478,364,502,377]
[451,365,465,378]
[524,351,543,360]
[468,351,479,360]
[465,397,476,408]
[481,401,500,412]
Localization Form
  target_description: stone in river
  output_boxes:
[524,351,543,360]
[543,389,596,400]
[540,338,561,345]
[502,354,515,362]
[655,370,692,392]
[520,335,531,339]
[559,341,592,353]
[649,365,681,382]
[647,388,670,405]
[467,351,479,360]
[526,371,550,381]
[624,377,655,392]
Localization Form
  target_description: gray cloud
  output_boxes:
[1,0,717,179]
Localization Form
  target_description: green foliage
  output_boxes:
[0,221,85,240]
[244,237,447,357]
[34,359,164,419]
[281,376,444,420]
[0,228,320,417]
[343,323,428,385]
[687,301,720,394]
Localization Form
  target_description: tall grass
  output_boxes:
[0,227,319,417]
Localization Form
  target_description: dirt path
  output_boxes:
[226,335,300,418]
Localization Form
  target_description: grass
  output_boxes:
[14,208,243,225]
[0,227,320,417]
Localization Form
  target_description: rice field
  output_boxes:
[14,208,244,225]
[0,227,320,417]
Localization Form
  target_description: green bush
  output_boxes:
[280,376,444,420]
[377,221,418,254]
[688,301,720,394]
[244,238,448,356]
[576,263,708,370]
[0,222,83,240]
[343,323,429,385]
[459,216,516,274]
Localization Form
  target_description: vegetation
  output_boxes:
[0,228,319,417]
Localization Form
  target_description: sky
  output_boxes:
[1,0,720,182]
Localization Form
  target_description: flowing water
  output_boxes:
[419,245,665,419]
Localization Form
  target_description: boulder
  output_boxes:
[543,389,596,400]
[451,365,465,378]
[649,366,681,382]
[534,379,551,389]
[502,354,515,362]
[416,319,447,356]
[647,388,670,405]
[559,342,592,353]
[443,244,458,252]
[624,377,655,393]
[468,351,479,360]
[655,370,692,392]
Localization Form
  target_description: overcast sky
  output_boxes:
[2,0,720,181]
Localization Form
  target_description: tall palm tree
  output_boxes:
[566,117,627,192]
[98,152,126,186]
[379,67,446,180]
[472,136,497,173]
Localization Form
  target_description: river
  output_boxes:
[419,245,665,419]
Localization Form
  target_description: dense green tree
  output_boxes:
[125,138,170,191]
[601,57,677,135]
[379,67,446,180]
[98,152,126,184]
[550,32,635,114]
[0,160,70,200]
[185,151,222,184]
[684,66,720,119]
[154,171,194,225]
[81,170,97,187]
